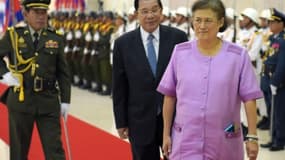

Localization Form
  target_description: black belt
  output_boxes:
[25,76,56,92]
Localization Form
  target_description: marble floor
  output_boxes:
[1,86,285,159]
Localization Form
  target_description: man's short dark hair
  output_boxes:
[134,0,163,11]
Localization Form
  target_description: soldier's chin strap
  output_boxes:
[8,27,36,102]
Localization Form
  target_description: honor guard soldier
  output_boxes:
[257,9,272,130]
[89,14,102,92]
[72,12,85,86]
[260,8,285,151]
[237,7,263,139]
[96,11,115,95]
[80,13,94,89]
[126,7,138,32]
[160,7,171,26]
[0,0,71,159]
[218,8,237,42]
[238,8,263,68]
[110,11,126,66]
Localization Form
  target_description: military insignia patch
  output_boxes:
[268,47,274,56]
[45,40,59,48]
[272,43,280,52]
[24,30,29,35]
[18,37,27,47]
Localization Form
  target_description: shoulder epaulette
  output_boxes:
[46,27,63,36]
[8,26,25,31]
[47,27,56,33]
[254,30,261,35]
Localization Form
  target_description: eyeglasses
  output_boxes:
[193,18,216,26]
[138,7,161,16]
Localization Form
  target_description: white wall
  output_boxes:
[50,0,285,14]
[101,0,285,14]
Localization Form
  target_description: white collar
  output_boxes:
[140,26,160,42]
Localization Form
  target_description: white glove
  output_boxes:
[61,103,70,121]
[270,85,277,95]
[0,72,20,87]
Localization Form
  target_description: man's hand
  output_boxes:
[270,85,277,95]
[117,127,129,139]
[61,103,70,121]
[0,72,20,87]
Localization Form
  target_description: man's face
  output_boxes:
[269,20,284,34]
[136,0,162,33]
[24,8,48,31]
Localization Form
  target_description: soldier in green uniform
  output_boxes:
[96,11,114,95]
[0,0,71,159]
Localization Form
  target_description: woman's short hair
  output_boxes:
[192,0,228,32]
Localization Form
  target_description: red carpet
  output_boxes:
[0,84,132,160]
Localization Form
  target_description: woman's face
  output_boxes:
[192,9,223,41]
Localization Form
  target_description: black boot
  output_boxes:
[259,117,270,130]
[100,84,111,96]
[260,142,272,148]
[257,116,269,128]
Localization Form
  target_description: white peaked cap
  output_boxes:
[162,7,170,17]
[117,10,124,18]
[176,6,188,17]
[226,8,236,19]
[128,7,135,15]
[241,8,259,24]
[259,9,271,19]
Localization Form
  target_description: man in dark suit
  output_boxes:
[112,0,188,159]
[0,0,71,159]
[260,8,285,151]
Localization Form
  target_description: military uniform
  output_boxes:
[93,12,114,95]
[0,0,71,159]
[260,8,285,151]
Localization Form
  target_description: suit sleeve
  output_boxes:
[271,39,285,87]
[56,35,71,103]
[112,38,128,129]
[179,30,189,43]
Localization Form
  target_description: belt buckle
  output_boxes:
[34,76,43,92]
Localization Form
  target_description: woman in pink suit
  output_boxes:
[157,0,263,159]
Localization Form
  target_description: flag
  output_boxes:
[2,0,23,34]
[0,1,5,33]
[79,0,85,12]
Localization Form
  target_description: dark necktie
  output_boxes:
[147,34,157,76]
[33,32,39,49]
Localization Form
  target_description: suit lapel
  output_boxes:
[133,28,155,77]
[157,26,168,79]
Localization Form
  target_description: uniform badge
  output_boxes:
[18,37,27,48]
[24,30,29,35]
[272,43,280,52]
[45,40,59,48]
